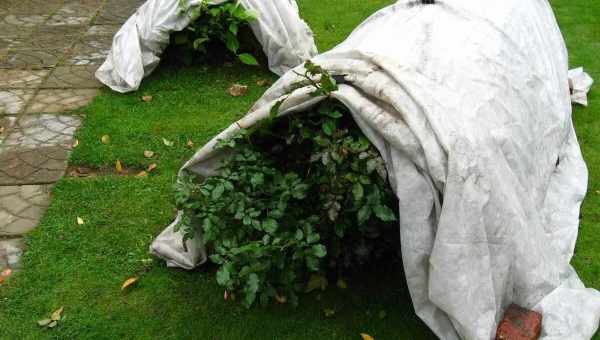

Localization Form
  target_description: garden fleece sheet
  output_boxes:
[151,0,600,339]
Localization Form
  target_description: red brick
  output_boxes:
[495,304,542,340]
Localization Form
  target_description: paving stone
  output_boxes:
[0,185,52,237]
[0,69,49,89]
[0,24,34,38]
[1,114,81,149]
[9,26,86,53]
[0,238,25,269]
[1,14,48,27]
[47,2,99,26]
[86,25,121,36]
[94,0,145,25]
[0,90,35,115]
[0,0,63,15]
[67,36,113,66]
[0,146,71,185]
[41,65,101,89]
[0,49,64,69]
[27,89,98,113]
[0,116,18,144]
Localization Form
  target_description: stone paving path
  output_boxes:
[0,0,144,271]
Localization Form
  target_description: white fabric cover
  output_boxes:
[151,0,600,338]
[95,0,317,93]
[569,67,594,106]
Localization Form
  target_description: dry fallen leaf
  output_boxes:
[77,217,84,225]
[141,95,153,102]
[51,307,64,321]
[256,79,270,87]
[37,319,52,327]
[275,294,287,304]
[0,126,5,134]
[0,268,12,283]
[47,320,58,328]
[115,159,123,174]
[135,171,148,178]
[121,277,139,290]
[162,138,174,147]
[144,150,154,158]
[186,139,194,149]
[228,83,248,97]
[360,333,375,340]
[101,135,110,144]
[72,139,79,148]
[147,163,157,172]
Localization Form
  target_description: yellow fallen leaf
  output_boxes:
[275,294,287,304]
[51,307,64,321]
[101,135,110,144]
[144,150,154,158]
[186,139,194,148]
[147,163,157,172]
[337,278,348,289]
[121,277,139,290]
[162,138,174,147]
[72,139,79,148]
[77,217,84,225]
[360,333,374,340]
[256,79,270,87]
[136,171,148,178]
[323,308,335,317]
[47,320,58,328]
[37,318,52,327]
[115,160,123,174]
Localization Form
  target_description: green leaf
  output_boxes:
[247,273,260,293]
[212,184,225,200]
[238,53,259,66]
[352,183,364,201]
[250,173,264,187]
[262,219,279,233]
[322,120,336,136]
[243,290,257,308]
[270,99,285,119]
[216,266,231,286]
[229,22,238,35]
[373,204,397,222]
[225,32,240,53]
[357,205,371,224]
[312,244,327,258]
[306,274,328,292]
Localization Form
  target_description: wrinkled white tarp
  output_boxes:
[96,0,317,93]
[569,67,594,106]
[151,0,600,339]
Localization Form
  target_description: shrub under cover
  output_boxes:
[171,0,261,66]
[175,81,400,306]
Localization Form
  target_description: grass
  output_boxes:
[0,0,598,339]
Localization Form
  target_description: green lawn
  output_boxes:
[1,0,599,339]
